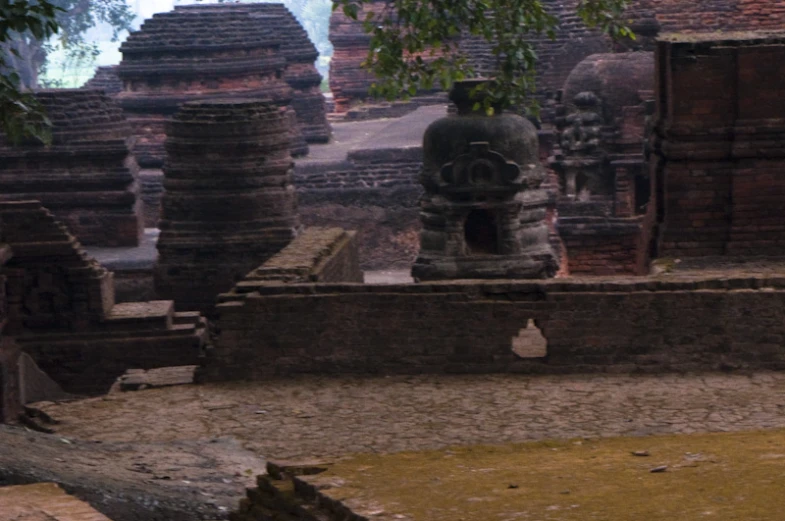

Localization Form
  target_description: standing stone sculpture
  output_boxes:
[0,89,142,247]
[411,80,559,280]
[116,6,305,170]
[154,99,301,313]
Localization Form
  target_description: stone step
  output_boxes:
[102,301,174,330]
[173,311,203,327]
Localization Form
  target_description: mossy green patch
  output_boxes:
[308,430,785,520]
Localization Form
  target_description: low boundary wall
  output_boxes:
[202,274,785,381]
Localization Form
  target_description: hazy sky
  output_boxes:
[46,0,331,86]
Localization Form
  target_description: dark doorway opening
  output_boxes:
[464,209,499,254]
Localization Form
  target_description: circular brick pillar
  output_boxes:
[154,99,301,313]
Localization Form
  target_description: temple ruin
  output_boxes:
[6,3,785,520]
[0,89,143,247]
[0,201,205,395]
[172,3,331,144]
[412,82,559,280]
[115,5,303,170]
[550,51,655,275]
[83,65,123,96]
[328,1,384,113]
[154,99,301,313]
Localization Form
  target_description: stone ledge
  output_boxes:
[215,273,785,304]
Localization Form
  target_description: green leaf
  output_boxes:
[331,0,631,112]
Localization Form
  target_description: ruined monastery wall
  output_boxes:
[295,147,423,270]
[203,276,785,381]
[652,34,785,257]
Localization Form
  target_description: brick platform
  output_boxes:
[0,483,113,521]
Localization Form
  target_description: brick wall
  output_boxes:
[652,34,785,257]
[0,234,21,423]
[228,227,363,287]
[628,0,785,32]
[295,147,423,271]
[558,220,648,276]
[295,148,422,191]
[201,275,785,381]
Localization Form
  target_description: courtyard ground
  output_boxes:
[31,372,785,459]
[3,371,785,520]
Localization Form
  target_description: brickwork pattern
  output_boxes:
[202,274,785,381]
[0,201,206,395]
[557,218,649,275]
[175,3,331,144]
[117,6,305,167]
[155,100,301,313]
[652,34,785,257]
[231,227,363,286]
[83,65,123,96]
[295,147,422,191]
[0,89,142,247]
[328,1,385,113]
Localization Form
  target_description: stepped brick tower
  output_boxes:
[116,6,306,169]
[0,89,142,247]
[175,3,331,143]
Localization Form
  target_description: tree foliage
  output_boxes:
[334,0,632,113]
[0,0,61,144]
[5,0,133,89]
[0,0,133,143]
